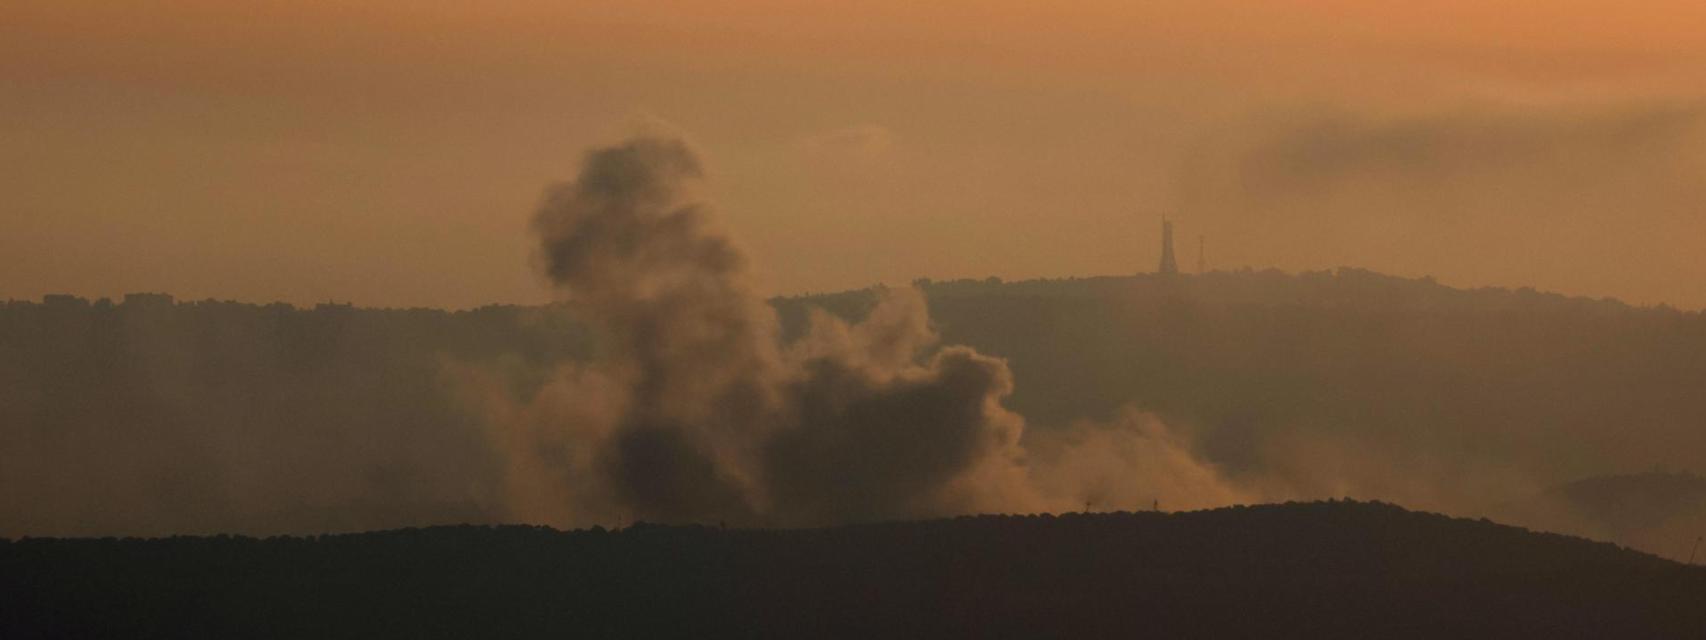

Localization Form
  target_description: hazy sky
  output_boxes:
[5,1,1706,308]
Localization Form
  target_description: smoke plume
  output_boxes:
[472,134,1086,526]
[10,127,1706,550]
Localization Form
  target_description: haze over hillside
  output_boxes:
[7,267,1705,558]
[1503,471,1706,561]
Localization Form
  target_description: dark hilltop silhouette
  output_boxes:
[5,500,1704,639]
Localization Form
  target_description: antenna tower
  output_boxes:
[1158,218,1178,275]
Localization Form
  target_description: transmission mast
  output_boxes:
[1158,217,1178,275]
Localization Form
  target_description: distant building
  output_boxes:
[1158,219,1178,275]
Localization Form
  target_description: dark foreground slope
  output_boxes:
[5,501,1703,639]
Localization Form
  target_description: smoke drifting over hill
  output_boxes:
[457,134,1235,526]
[8,132,1706,559]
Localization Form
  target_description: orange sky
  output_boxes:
[4,1,1705,308]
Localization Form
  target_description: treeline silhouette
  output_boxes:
[4,501,1702,638]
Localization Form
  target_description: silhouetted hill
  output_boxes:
[3,501,1701,638]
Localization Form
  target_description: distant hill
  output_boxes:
[4,501,1702,638]
[6,269,1706,541]
[785,271,1706,519]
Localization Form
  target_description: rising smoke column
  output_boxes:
[523,134,1038,526]
[530,136,777,524]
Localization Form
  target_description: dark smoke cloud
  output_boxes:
[487,134,1052,526]
[529,136,775,523]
